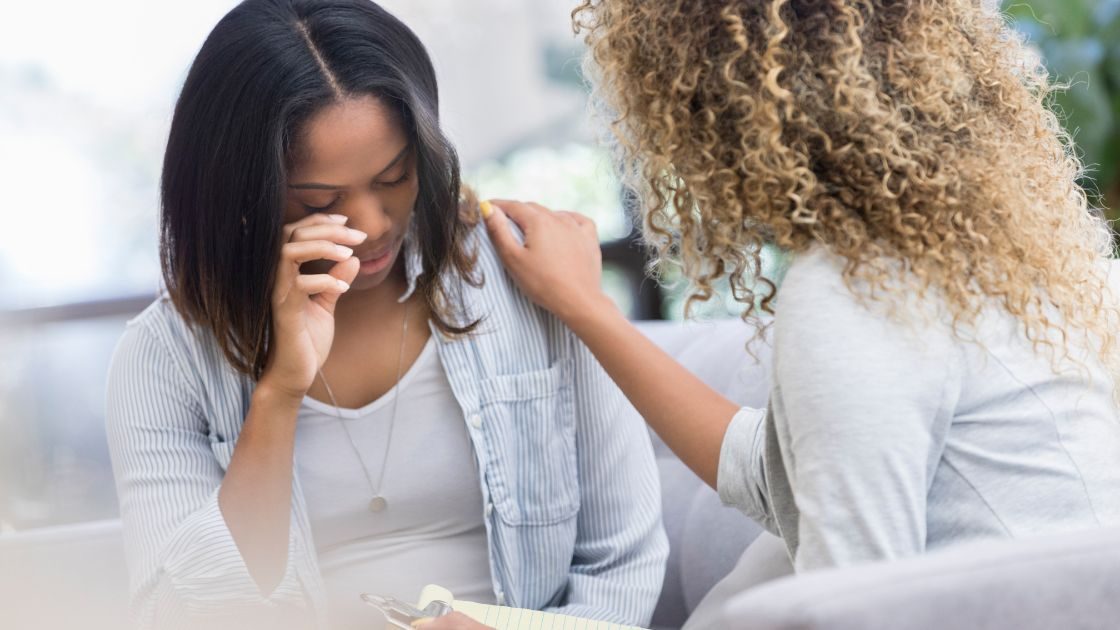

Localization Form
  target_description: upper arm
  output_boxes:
[105,322,222,571]
[773,261,957,570]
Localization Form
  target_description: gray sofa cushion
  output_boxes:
[723,526,1120,630]
[679,487,765,611]
[636,319,773,628]
[683,533,793,630]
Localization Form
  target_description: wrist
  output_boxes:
[560,291,625,337]
[253,379,306,412]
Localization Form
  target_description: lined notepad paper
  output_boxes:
[417,585,645,630]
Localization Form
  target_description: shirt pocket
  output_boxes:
[479,358,579,526]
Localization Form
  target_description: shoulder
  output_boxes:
[777,246,904,319]
[462,219,511,283]
[773,247,958,383]
[113,296,193,366]
[776,247,886,343]
[124,295,191,341]
[777,246,951,336]
[457,219,540,315]
[116,296,218,368]
[447,221,580,368]
[110,295,237,403]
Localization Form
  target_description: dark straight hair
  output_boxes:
[161,0,481,380]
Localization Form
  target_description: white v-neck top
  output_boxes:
[294,337,494,629]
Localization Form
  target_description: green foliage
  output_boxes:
[1003,0,1120,213]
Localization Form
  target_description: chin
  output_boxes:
[350,272,391,292]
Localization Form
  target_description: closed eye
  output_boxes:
[303,199,339,214]
[375,172,410,188]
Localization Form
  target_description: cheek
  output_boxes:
[392,179,421,220]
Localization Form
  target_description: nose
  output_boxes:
[344,193,393,243]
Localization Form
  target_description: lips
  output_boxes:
[357,247,393,263]
[354,238,401,276]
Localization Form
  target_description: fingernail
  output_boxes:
[336,245,354,257]
[329,214,348,223]
[411,619,433,628]
[337,279,351,292]
[480,200,494,219]
[350,228,368,240]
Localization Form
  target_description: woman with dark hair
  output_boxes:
[104,1,666,628]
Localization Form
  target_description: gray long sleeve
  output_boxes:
[718,247,1120,572]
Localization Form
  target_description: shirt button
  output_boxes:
[496,590,505,606]
[469,413,482,429]
[484,502,493,518]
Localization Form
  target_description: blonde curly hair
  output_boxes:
[574,0,1120,380]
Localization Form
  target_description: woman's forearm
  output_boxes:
[217,384,302,594]
[564,295,740,488]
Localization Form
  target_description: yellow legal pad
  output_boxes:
[417,585,646,630]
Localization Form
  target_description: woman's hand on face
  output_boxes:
[413,612,493,630]
[482,199,609,325]
[259,213,364,401]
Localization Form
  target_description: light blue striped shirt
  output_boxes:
[105,223,668,629]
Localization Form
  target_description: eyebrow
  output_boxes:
[288,144,411,190]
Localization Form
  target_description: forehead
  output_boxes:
[291,95,408,175]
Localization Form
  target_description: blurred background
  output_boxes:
[0,0,1116,533]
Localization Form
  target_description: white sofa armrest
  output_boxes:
[0,519,129,630]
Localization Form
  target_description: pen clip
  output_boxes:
[360,593,453,628]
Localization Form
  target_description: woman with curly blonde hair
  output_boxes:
[469,0,1120,596]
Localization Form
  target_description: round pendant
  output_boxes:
[368,496,388,513]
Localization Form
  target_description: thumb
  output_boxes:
[316,256,360,313]
[482,201,524,263]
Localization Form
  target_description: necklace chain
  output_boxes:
[316,300,410,513]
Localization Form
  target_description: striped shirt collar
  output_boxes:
[398,223,423,304]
